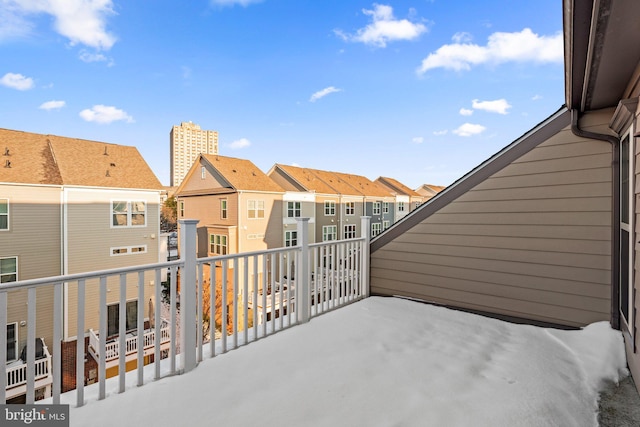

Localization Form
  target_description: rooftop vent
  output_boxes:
[104,146,109,156]
[3,147,9,156]
[4,160,11,168]
[105,170,110,177]
[110,162,116,167]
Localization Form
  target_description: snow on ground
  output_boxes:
[68,297,628,427]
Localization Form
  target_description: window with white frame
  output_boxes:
[0,199,8,230]
[398,202,405,212]
[372,202,381,215]
[247,200,265,219]
[383,202,389,214]
[345,201,355,215]
[287,201,301,218]
[324,201,336,216]
[179,201,184,218]
[382,220,390,230]
[209,234,228,255]
[371,222,382,237]
[221,199,228,219]
[285,230,298,247]
[112,200,146,227]
[107,300,137,337]
[201,166,206,179]
[0,257,17,283]
[344,224,356,239]
[6,322,17,361]
[322,225,337,241]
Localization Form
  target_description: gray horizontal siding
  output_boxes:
[370,117,613,327]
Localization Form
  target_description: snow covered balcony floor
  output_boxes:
[68,296,628,427]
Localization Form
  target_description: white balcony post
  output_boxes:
[360,216,371,298]
[296,218,311,323]
[179,219,199,373]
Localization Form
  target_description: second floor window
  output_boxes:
[324,201,336,216]
[372,202,381,215]
[112,200,146,227]
[248,200,265,219]
[398,202,405,212]
[383,220,390,231]
[0,199,8,230]
[383,202,389,214]
[210,234,228,255]
[345,202,355,215]
[221,199,228,219]
[287,201,301,218]
[285,230,298,247]
[371,222,382,237]
[0,256,17,283]
[322,225,337,241]
[344,224,356,239]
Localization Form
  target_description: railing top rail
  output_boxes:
[309,237,366,249]
[196,245,301,264]
[0,259,184,292]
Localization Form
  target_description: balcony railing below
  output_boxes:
[5,339,53,401]
[88,319,171,363]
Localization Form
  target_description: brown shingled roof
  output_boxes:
[201,154,283,192]
[376,176,421,197]
[336,173,393,198]
[273,164,339,194]
[0,128,162,190]
[0,129,63,185]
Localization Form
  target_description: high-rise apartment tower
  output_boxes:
[170,121,219,186]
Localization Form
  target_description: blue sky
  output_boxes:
[0,0,564,188]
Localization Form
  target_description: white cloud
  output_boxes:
[0,72,34,90]
[453,123,486,137]
[417,28,562,74]
[210,0,263,7]
[471,98,511,114]
[532,94,543,101]
[39,100,65,110]
[310,86,342,102]
[229,138,251,149]
[79,105,133,124]
[335,4,427,48]
[452,32,472,43]
[433,130,448,136]
[459,108,473,116]
[412,137,424,144]
[2,0,117,50]
[79,50,111,64]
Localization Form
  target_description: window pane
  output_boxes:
[113,214,127,226]
[0,216,7,229]
[131,213,145,226]
[1,257,16,274]
[7,324,16,360]
[126,301,138,331]
[0,200,7,214]
[107,304,119,336]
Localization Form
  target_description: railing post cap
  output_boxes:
[178,219,200,225]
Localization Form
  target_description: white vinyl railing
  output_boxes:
[6,345,52,390]
[0,217,370,407]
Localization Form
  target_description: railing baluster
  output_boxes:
[98,277,107,400]
[209,262,216,357]
[270,253,275,332]
[169,266,177,375]
[154,268,161,380]
[232,259,238,349]
[0,290,6,403]
[243,256,248,345]
[118,274,127,393]
[76,279,85,407]
[253,255,258,341]
[26,287,36,404]
[221,259,228,354]
[137,271,145,387]
[197,263,203,362]
[261,254,267,337]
